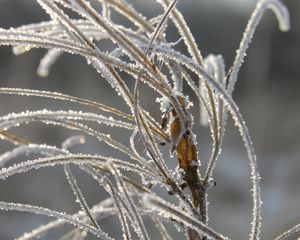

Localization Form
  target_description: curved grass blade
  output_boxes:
[143,194,229,240]
[227,0,290,95]
[16,200,114,240]
[0,201,112,239]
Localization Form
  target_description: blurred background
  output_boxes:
[0,0,299,239]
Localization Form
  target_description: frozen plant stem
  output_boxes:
[0,0,296,240]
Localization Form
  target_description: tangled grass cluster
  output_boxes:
[0,0,298,239]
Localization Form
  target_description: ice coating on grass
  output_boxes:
[62,135,86,150]
[0,201,112,239]
[143,194,229,240]
[150,41,262,240]
[0,144,66,167]
[0,111,143,164]
[273,222,300,240]
[37,49,63,77]
[63,164,100,229]
[103,177,132,240]
[109,164,150,240]
[0,109,134,131]
[0,88,133,121]
[155,0,203,65]
[227,0,290,96]
[16,202,114,240]
[0,0,294,239]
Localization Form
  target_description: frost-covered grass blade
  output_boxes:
[0,0,296,239]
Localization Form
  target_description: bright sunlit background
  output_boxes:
[0,0,299,239]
